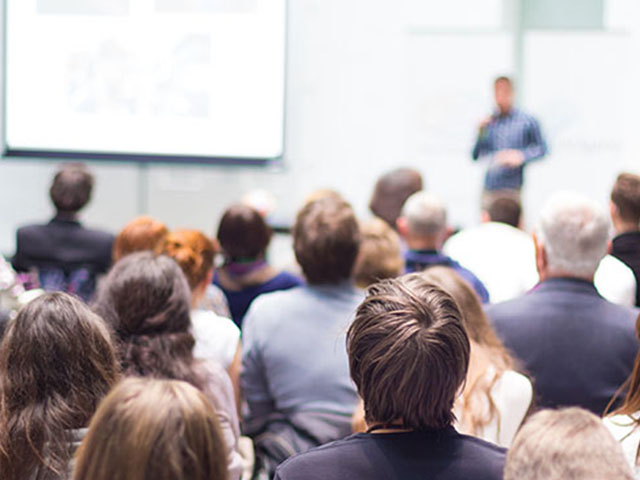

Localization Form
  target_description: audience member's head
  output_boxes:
[419,266,513,362]
[397,191,449,250]
[112,215,169,262]
[217,204,272,262]
[304,188,344,205]
[610,172,640,233]
[354,218,404,288]
[494,75,514,114]
[535,192,609,281]
[482,193,522,228]
[0,293,118,480]
[49,163,94,215]
[504,408,633,480]
[293,197,361,285]
[73,378,228,480]
[162,229,217,301]
[93,252,204,390]
[417,266,517,434]
[369,168,423,229]
[347,274,469,430]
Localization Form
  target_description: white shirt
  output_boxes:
[455,368,533,447]
[444,222,638,306]
[192,309,241,369]
[603,414,640,479]
[443,222,538,304]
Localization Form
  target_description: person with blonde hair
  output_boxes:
[161,229,242,402]
[505,408,633,480]
[419,266,532,446]
[353,218,404,288]
[73,378,228,480]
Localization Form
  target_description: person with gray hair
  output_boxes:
[397,191,490,302]
[487,191,639,414]
[505,408,633,480]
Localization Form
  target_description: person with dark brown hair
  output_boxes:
[12,163,114,301]
[242,197,363,476]
[214,204,302,327]
[352,266,531,446]
[0,292,119,480]
[92,252,243,479]
[162,229,242,404]
[368,167,423,229]
[610,172,640,307]
[275,274,505,480]
[73,378,229,480]
[112,215,169,262]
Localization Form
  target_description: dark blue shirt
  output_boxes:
[214,270,303,328]
[275,428,506,480]
[472,108,547,190]
[404,249,490,303]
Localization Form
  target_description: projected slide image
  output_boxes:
[6,0,286,160]
[37,0,129,16]
[155,0,256,14]
[67,35,211,118]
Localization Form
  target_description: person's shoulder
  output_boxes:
[275,435,367,479]
[242,285,306,329]
[16,222,49,238]
[81,225,115,243]
[192,309,240,337]
[271,270,304,288]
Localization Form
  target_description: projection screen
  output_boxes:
[3,0,286,164]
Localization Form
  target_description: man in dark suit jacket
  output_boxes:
[487,192,639,415]
[610,172,640,307]
[12,164,114,301]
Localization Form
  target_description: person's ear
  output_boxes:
[480,210,491,223]
[396,217,409,237]
[533,233,547,277]
[610,201,619,221]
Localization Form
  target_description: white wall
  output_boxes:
[1,0,639,256]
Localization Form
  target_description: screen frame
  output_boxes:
[1,0,288,167]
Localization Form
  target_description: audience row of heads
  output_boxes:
[1,265,633,478]
[0,292,228,480]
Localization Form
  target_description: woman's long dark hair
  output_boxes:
[0,292,119,480]
[93,251,205,390]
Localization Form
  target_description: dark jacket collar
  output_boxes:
[50,214,81,227]
[534,277,599,296]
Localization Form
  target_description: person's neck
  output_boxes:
[539,270,594,284]
[366,419,413,434]
[55,211,79,221]
[613,220,639,236]
[406,237,439,252]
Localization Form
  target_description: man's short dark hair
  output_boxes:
[369,168,423,229]
[293,197,361,285]
[611,172,640,225]
[486,194,522,227]
[49,163,94,213]
[347,274,470,430]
